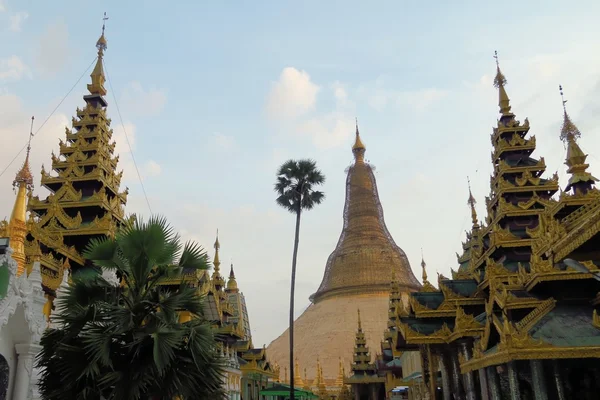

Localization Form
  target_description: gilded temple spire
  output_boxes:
[4,117,35,276]
[212,230,225,289]
[294,358,304,387]
[357,308,362,331]
[226,262,238,292]
[11,117,35,222]
[493,51,513,117]
[421,250,428,283]
[467,177,478,227]
[352,118,366,163]
[88,12,108,96]
[558,85,598,194]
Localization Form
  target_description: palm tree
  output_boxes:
[274,159,325,400]
[37,216,226,400]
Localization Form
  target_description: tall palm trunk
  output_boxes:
[289,206,302,400]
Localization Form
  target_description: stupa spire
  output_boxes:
[212,230,225,289]
[421,250,428,283]
[558,85,597,194]
[88,12,108,96]
[493,51,513,118]
[311,126,419,302]
[294,358,304,387]
[467,177,478,227]
[2,117,35,276]
[352,118,366,163]
[11,117,35,223]
[226,262,238,292]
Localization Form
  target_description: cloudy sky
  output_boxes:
[1,0,600,346]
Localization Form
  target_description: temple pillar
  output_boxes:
[438,352,452,400]
[458,342,476,400]
[530,360,548,400]
[13,344,42,400]
[486,367,501,400]
[551,360,566,400]
[450,348,465,400]
[371,384,378,400]
[478,368,490,400]
[506,362,521,400]
[426,345,439,399]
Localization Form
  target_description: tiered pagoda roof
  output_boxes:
[24,28,127,294]
[388,55,600,383]
[345,309,385,386]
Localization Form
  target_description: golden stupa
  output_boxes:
[267,124,421,384]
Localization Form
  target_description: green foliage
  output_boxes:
[37,215,226,400]
[274,159,326,214]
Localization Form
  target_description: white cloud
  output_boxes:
[35,20,69,77]
[120,81,167,117]
[266,67,320,119]
[0,56,30,81]
[212,132,235,150]
[9,11,28,32]
[0,1,5,12]
[298,113,354,149]
[331,81,348,108]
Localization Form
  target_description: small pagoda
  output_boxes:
[345,309,385,399]
[389,54,600,400]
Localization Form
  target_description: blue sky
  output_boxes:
[1,0,600,346]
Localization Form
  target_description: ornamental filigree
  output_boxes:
[516,263,530,286]
[54,181,83,202]
[509,133,527,146]
[0,220,8,237]
[526,210,566,243]
[498,319,551,351]
[515,298,556,332]
[490,225,520,247]
[440,282,466,301]
[515,170,541,187]
[485,258,511,278]
[410,296,433,313]
[420,280,438,293]
[455,307,484,332]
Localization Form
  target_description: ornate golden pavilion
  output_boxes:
[268,124,421,395]
[385,56,600,400]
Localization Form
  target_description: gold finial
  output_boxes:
[357,308,362,330]
[13,116,35,193]
[213,230,221,269]
[493,51,506,87]
[352,117,366,162]
[559,85,581,143]
[97,12,108,53]
[88,13,108,96]
[421,249,428,283]
[467,177,478,226]
[558,85,598,193]
[227,262,238,291]
[493,51,512,116]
